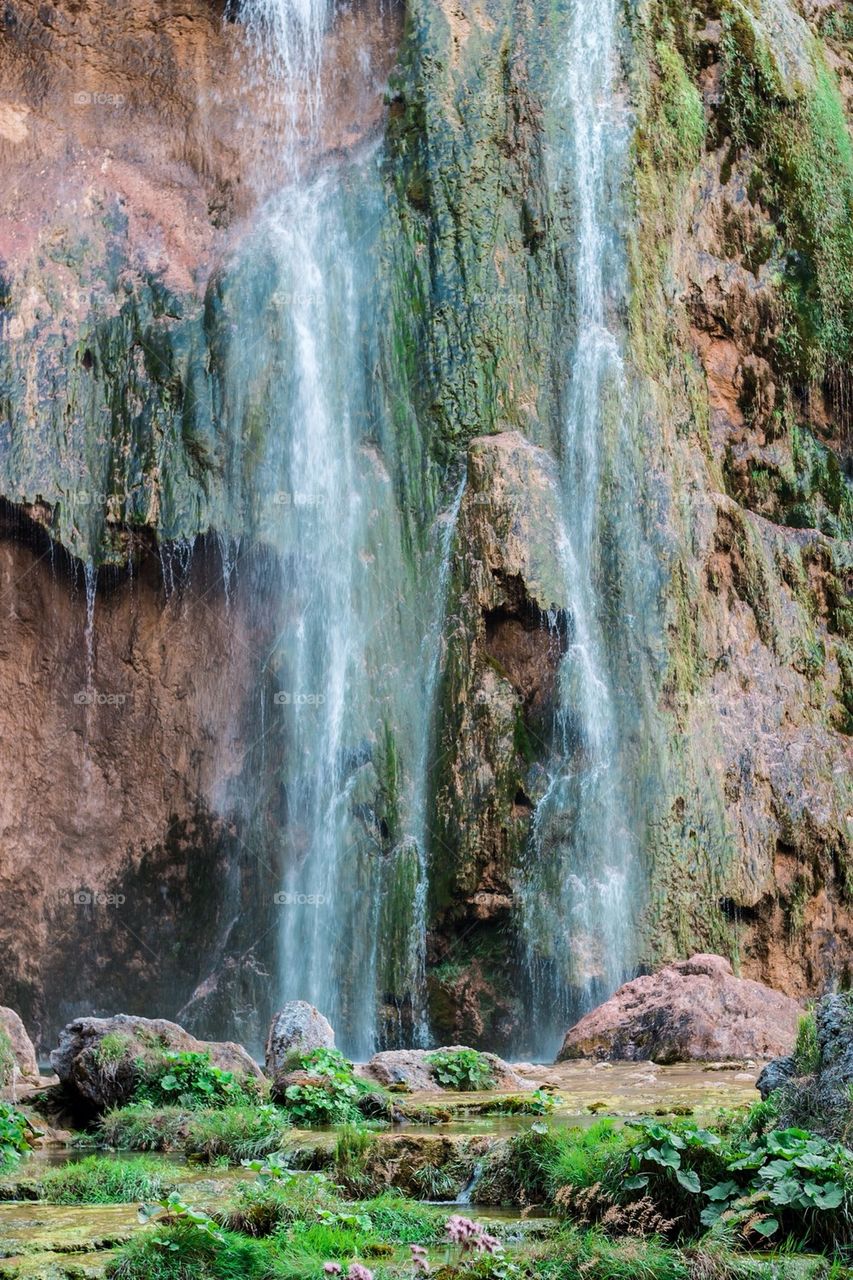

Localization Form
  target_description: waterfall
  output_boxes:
[230,0,450,1056]
[517,0,636,1057]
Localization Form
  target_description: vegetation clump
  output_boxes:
[14,1154,178,1204]
[99,1102,291,1162]
[719,4,853,388]
[426,1050,496,1092]
[0,1027,17,1088]
[134,1050,265,1111]
[279,1048,386,1126]
[0,1100,30,1172]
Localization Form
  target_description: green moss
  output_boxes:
[95,1032,132,1067]
[721,6,853,387]
[654,40,707,171]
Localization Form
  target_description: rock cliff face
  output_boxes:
[0,0,850,1050]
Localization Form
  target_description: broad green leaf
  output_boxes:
[676,1169,701,1193]
[752,1217,779,1237]
[706,1180,739,1202]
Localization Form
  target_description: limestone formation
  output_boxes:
[362,1048,524,1092]
[558,956,802,1064]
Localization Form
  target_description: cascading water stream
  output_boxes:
[231,0,454,1055]
[518,0,636,1057]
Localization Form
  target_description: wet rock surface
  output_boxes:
[558,955,802,1064]
[0,528,282,1055]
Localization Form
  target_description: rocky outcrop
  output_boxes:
[558,955,802,1064]
[0,524,285,1054]
[617,0,853,1004]
[427,433,570,1050]
[265,1002,335,1090]
[0,1007,39,1084]
[362,1048,524,1092]
[0,0,401,564]
[758,992,853,1137]
[50,1014,262,1111]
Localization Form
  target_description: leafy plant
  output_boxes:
[134,1051,260,1111]
[282,1048,377,1126]
[0,1101,30,1171]
[701,1127,853,1249]
[426,1050,495,1092]
[621,1119,852,1250]
[138,1190,225,1242]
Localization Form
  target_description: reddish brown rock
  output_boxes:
[0,1006,39,1084]
[558,955,802,1064]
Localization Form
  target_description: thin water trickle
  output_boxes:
[518,0,636,1056]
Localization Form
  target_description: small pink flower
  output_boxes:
[410,1245,430,1273]
[324,1265,342,1276]
[347,1265,374,1280]
[445,1215,501,1255]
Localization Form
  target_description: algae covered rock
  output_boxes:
[559,955,802,1064]
[0,1006,39,1085]
[50,1014,262,1112]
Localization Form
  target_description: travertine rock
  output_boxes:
[559,955,802,1064]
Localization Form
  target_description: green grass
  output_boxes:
[108,1222,270,1280]
[0,1027,16,1088]
[26,1154,178,1204]
[478,1119,632,1203]
[100,1104,191,1151]
[794,1011,821,1075]
[99,1103,290,1162]
[533,1225,689,1280]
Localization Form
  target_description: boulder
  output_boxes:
[51,1014,263,1111]
[558,955,802,1064]
[0,1007,39,1085]
[361,1047,525,1092]
[756,1055,797,1100]
[265,1002,335,1090]
[759,992,853,1136]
